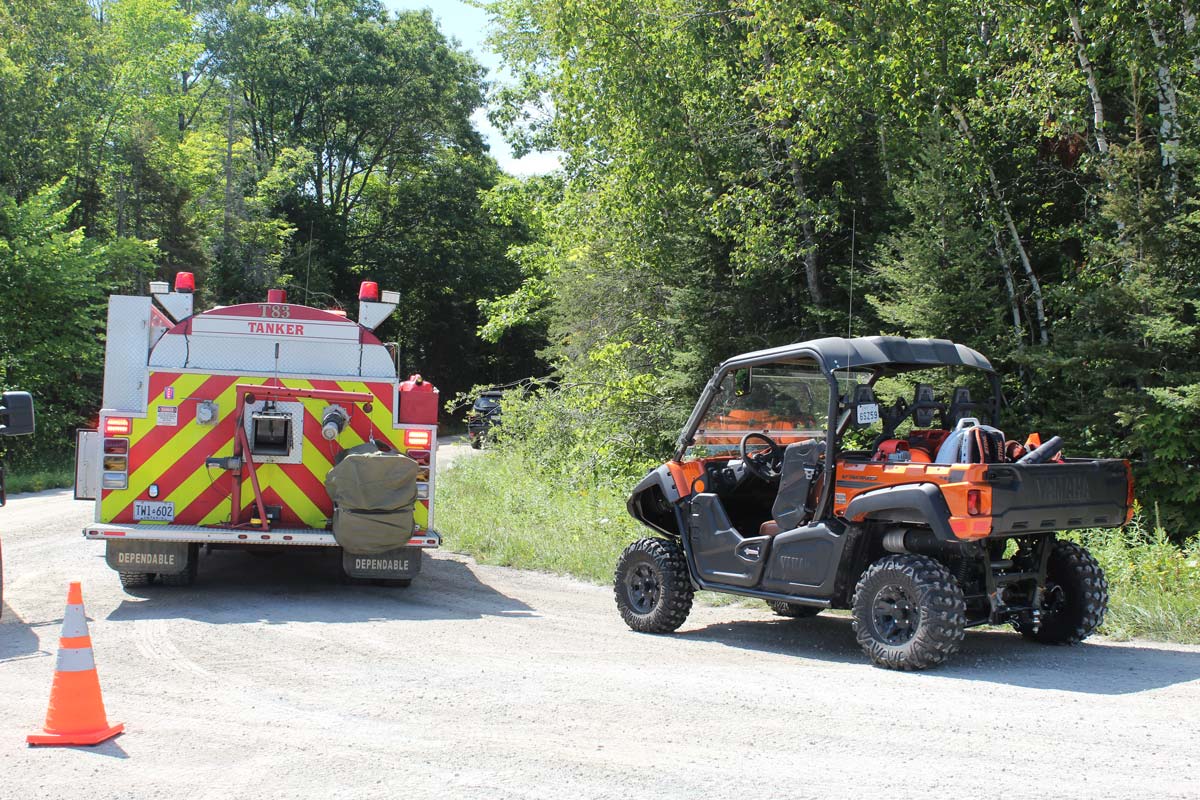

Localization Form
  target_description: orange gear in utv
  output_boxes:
[616,336,1132,671]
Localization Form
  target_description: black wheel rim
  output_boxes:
[872,583,919,645]
[1042,582,1065,616]
[626,562,661,614]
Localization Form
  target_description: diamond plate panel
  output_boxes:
[102,296,151,412]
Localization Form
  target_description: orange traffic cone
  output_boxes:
[27,582,124,746]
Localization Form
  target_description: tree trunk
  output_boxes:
[950,104,1048,345]
[990,226,1024,341]
[1183,3,1199,72]
[222,84,236,278]
[1068,1,1109,155]
[1147,11,1181,199]
[787,158,824,305]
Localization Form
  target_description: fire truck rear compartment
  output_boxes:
[78,276,441,588]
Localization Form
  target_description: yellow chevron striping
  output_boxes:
[105,372,430,530]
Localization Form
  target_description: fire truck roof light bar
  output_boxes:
[149,272,196,322]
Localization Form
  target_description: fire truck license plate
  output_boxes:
[133,501,175,521]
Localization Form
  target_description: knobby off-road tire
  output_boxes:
[852,554,966,671]
[1018,540,1108,645]
[118,571,152,589]
[766,599,822,618]
[157,545,200,587]
[614,537,694,634]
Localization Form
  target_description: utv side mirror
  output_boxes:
[0,392,35,437]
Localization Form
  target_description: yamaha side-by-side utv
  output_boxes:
[614,336,1133,670]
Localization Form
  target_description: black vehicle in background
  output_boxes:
[1,391,36,616]
[467,391,503,449]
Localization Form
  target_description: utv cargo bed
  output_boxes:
[985,459,1132,534]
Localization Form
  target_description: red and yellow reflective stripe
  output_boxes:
[102,373,429,531]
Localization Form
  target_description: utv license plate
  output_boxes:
[133,501,175,522]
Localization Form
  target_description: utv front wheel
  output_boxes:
[766,599,822,618]
[614,538,694,633]
[852,554,966,670]
[1018,541,1108,645]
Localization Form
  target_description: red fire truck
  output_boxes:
[74,274,440,589]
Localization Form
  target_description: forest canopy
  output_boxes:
[0,0,543,464]
[0,0,1197,533]
[478,0,1200,533]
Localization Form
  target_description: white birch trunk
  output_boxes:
[1068,1,1110,155]
[951,105,1049,345]
[1147,12,1181,197]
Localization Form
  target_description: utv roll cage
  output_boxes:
[675,336,1003,521]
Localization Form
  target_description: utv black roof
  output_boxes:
[716,335,995,375]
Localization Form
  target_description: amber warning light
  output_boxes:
[404,429,432,449]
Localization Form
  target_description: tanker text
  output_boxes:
[246,322,305,336]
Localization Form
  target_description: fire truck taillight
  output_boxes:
[104,418,132,436]
[101,436,130,490]
[417,483,429,500]
[407,449,430,465]
[404,430,432,449]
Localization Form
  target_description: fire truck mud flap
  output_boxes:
[342,547,422,580]
[106,540,192,575]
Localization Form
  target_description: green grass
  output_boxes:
[1069,515,1200,644]
[4,455,74,495]
[438,449,645,583]
[441,453,1200,643]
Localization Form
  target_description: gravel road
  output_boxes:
[2,438,1198,799]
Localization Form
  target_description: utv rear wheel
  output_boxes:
[852,554,966,670]
[766,600,822,618]
[1018,541,1108,645]
[614,538,694,634]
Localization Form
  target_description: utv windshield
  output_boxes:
[688,364,833,458]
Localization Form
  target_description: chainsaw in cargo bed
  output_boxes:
[616,336,1132,670]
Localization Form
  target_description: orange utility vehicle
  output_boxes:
[616,336,1132,670]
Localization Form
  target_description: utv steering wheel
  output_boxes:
[739,432,783,482]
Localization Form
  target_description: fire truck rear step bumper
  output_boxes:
[84,524,440,549]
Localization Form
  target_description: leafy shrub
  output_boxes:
[478,341,687,488]
[1070,505,1200,643]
